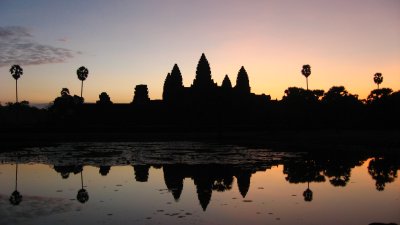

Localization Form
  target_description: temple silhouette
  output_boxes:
[40,53,273,134]
[161,53,269,106]
[1,53,400,142]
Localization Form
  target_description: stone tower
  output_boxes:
[192,53,216,90]
[133,84,150,104]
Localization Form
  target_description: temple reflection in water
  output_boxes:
[2,142,398,212]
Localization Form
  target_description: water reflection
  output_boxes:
[76,171,89,204]
[54,165,82,179]
[99,165,111,176]
[162,164,257,211]
[0,142,399,225]
[303,182,313,202]
[368,157,399,191]
[9,162,22,205]
[134,165,151,182]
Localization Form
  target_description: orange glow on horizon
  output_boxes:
[0,1,399,105]
[0,52,399,105]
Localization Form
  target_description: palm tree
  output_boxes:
[76,66,89,98]
[9,65,23,103]
[373,73,383,89]
[301,65,311,90]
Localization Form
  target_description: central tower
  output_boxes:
[191,53,216,90]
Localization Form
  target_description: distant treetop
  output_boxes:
[61,88,70,97]
[97,92,112,105]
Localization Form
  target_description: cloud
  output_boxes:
[57,37,68,42]
[0,26,78,67]
[0,26,32,38]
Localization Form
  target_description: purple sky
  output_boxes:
[1,0,399,104]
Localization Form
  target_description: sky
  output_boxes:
[0,0,399,105]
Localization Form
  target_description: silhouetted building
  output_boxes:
[161,53,269,106]
[221,74,232,90]
[132,85,150,104]
[163,64,184,103]
[235,66,250,94]
[192,53,217,90]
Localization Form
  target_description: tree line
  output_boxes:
[2,61,399,131]
[5,62,393,105]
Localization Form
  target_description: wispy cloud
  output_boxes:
[0,26,78,67]
[57,37,68,42]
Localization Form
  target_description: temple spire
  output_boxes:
[192,53,215,89]
[163,73,171,101]
[163,64,184,102]
[170,64,183,87]
[235,66,250,94]
[221,74,232,89]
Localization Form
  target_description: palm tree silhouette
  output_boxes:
[373,73,383,89]
[76,170,89,203]
[9,162,22,205]
[301,65,311,90]
[9,65,23,103]
[76,66,89,98]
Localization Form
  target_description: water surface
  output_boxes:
[0,142,399,225]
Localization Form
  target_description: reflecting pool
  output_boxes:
[0,142,399,225]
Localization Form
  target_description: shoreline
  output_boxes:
[1,129,399,152]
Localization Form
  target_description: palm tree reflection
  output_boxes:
[283,159,324,202]
[77,170,89,203]
[303,182,313,202]
[9,162,22,205]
